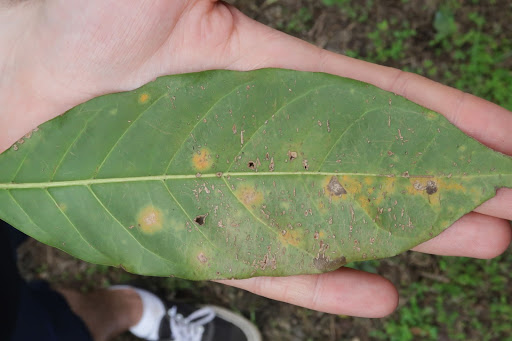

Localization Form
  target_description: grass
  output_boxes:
[271,1,512,339]
[299,1,512,111]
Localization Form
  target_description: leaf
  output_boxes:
[0,69,510,280]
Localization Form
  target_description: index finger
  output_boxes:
[228,8,512,155]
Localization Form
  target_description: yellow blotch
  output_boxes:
[192,148,213,171]
[405,177,471,207]
[437,178,465,192]
[429,191,441,206]
[58,203,68,212]
[425,111,439,121]
[138,92,150,104]
[341,175,363,195]
[137,206,164,234]
[279,230,301,246]
[364,177,374,186]
[317,200,327,214]
[356,194,371,212]
[371,177,397,206]
[235,185,264,207]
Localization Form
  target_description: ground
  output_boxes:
[18,1,512,340]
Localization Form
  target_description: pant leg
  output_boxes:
[0,220,93,341]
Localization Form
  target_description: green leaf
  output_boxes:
[0,69,510,279]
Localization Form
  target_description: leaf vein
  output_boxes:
[163,80,256,175]
[161,180,218,250]
[94,93,168,177]
[87,185,177,268]
[221,176,317,259]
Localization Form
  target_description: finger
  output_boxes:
[226,6,512,156]
[224,6,512,221]
[474,188,512,220]
[216,267,398,317]
[412,212,511,259]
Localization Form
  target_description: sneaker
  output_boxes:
[110,285,261,341]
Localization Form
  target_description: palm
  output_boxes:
[2,0,511,318]
[36,0,237,97]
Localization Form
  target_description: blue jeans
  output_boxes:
[1,220,92,341]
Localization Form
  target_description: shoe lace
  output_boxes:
[168,306,215,341]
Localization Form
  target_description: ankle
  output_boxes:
[57,287,143,341]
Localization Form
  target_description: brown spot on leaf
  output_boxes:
[247,161,255,170]
[426,180,438,195]
[313,255,347,272]
[288,151,298,161]
[302,159,309,170]
[197,252,208,264]
[327,176,347,196]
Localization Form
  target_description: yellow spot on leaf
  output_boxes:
[437,178,465,192]
[364,177,374,186]
[192,148,213,171]
[138,93,150,104]
[279,230,301,246]
[317,200,327,214]
[235,185,263,207]
[137,206,163,234]
[340,175,363,197]
[425,111,439,120]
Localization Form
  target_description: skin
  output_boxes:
[1,0,511,319]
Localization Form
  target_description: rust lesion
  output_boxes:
[279,230,301,246]
[192,148,213,171]
[235,184,264,207]
[137,206,164,234]
[138,92,151,104]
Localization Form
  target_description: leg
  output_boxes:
[56,288,142,341]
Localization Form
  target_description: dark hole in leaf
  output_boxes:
[426,180,438,195]
[194,215,206,225]
[248,161,255,170]
[303,160,309,170]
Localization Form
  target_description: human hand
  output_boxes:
[1,0,510,318]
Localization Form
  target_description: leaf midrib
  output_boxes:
[0,172,505,189]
